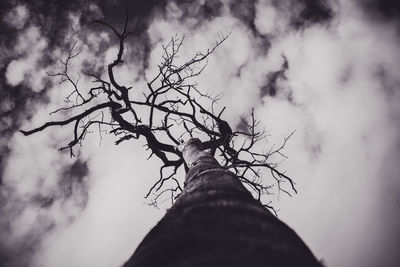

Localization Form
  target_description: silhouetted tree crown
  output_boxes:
[21,14,296,212]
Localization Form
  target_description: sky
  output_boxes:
[0,0,400,266]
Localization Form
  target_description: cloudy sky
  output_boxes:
[1,0,400,266]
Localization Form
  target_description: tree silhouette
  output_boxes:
[21,15,322,267]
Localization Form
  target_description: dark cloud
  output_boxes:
[339,64,354,84]
[0,191,56,267]
[0,158,89,267]
[0,0,181,191]
[272,0,335,30]
[59,160,89,204]
[227,0,334,55]
[0,233,40,267]
[229,0,334,34]
[260,55,289,98]
[230,0,257,33]
[230,0,272,55]
[28,159,90,211]
[0,80,50,186]
[290,0,335,29]
[374,64,400,97]
[0,0,167,177]
[235,116,252,134]
[357,0,400,24]
[1,0,169,74]
[8,0,163,46]
[0,2,19,48]
[0,198,47,267]
[0,0,225,159]
[171,0,223,27]
[12,1,93,48]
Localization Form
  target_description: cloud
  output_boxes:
[287,0,336,29]
[0,130,91,267]
[229,0,257,33]
[356,0,400,24]
[258,3,400,266]
[260,55,289,97]
[145,2,400,267]
[165,0,224,28]
[30,138,165,267]
[5,26,48,91]
[3,5,29,30]
[0,4,113,265]
[254,0,279,35]
[1,1,400,267]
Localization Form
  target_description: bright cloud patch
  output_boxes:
[5,26,48,91]
[4,5,29,30]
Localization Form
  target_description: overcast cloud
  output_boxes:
[1,0,399,267]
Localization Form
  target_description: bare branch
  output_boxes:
[21,17,295,209]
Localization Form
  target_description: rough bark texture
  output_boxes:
[124,139,322,267]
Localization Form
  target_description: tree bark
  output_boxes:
[124,138,322,267]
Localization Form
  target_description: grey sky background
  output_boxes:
[1,0,400,267]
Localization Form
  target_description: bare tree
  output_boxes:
[21,15,322,267]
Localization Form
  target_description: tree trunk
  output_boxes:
[124,139,322,267]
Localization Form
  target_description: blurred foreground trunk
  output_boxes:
[124,139,322,267]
